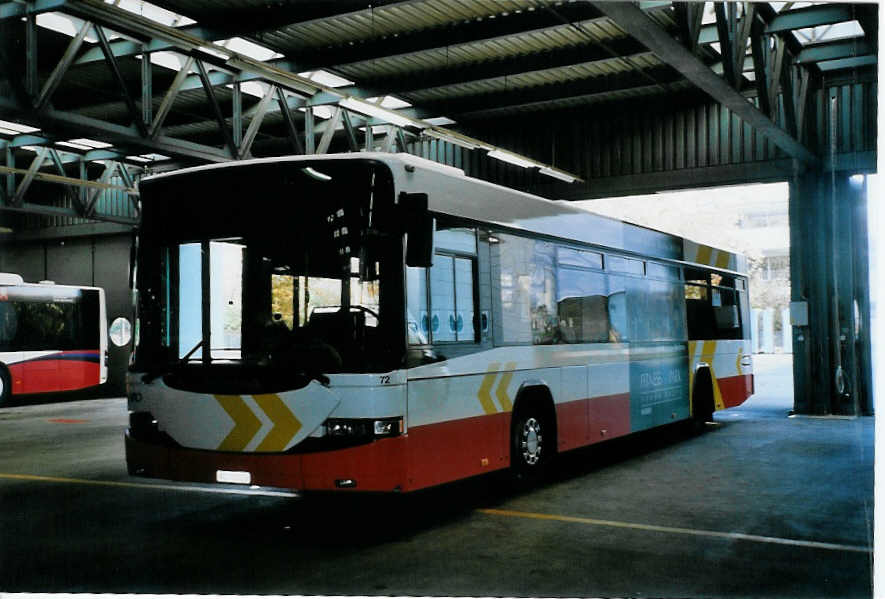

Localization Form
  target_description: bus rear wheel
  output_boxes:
[510,403,553,486]
[690,369,714,434]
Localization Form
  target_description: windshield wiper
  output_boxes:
[141,340,203,383]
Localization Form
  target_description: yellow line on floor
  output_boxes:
[478,508,870,554]
[0,472,298,498]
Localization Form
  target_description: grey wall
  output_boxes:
[0,232,133,397]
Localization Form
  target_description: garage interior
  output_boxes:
[0,1,877,597]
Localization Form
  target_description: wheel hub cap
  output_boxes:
[521,417,542,465]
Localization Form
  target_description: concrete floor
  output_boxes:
[0,355,873,597]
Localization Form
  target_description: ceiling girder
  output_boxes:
[765,4,858,34]
[361,37,652,97]
[149,55,196,138]
[237,84,274,159]
[258,3,607,74]
[95,25,148,138]
[592,1,819,166]
[673,2,704,52]
[416,65,683,118]
[276,86,304,155]
[797,39,874,64]
[0,150,140,224]
[35,20,91,110]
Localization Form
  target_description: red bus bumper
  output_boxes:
[125,431,410,492]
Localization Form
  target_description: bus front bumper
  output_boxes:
[124,430,409,492]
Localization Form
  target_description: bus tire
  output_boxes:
[690,368,714,434]
[510,393,556,486]
[0,365,10,407]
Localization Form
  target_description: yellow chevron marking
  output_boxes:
[695,244,714,266]
[254,394,302,452]
[495,362,516,412]
[215,395,261,451]
[715,250,732,270]
[478,363,501,414]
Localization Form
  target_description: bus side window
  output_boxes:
[407,227,478,345]
[713,287,741,339]
[685,283,713,340]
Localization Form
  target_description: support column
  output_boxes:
[789,167,872,415]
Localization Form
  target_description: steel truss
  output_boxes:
[0,1,877,225]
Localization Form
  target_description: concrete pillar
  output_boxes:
[789,167,872,415]
[750,308,760,353]
[761,308,775,354]
[781,307,792,353]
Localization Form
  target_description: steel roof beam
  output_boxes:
[276,87,304,155]
[35,20,92,110]
[359,37,652,96]
[279,3,607,73]
[0,94,231,162]
[592,1,818,166]
[796,38,873,64]
[236,84,274,159]
[95,25,149,138]
[817,56,878,71]
[194,59,236,157]
[143,0,410,41]
[0,0,66,20]
[765,4,858,34]
[414,65,682,117]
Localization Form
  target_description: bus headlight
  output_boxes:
[373,418,402,437]
[324,418,402,438]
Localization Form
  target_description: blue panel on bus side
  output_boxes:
[629,344,690,432]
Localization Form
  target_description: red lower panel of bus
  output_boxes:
[717,373,755,409]
[125,378,750,493]
[126,431,410,492]
[8,351,101,395]
[126,393,638,493]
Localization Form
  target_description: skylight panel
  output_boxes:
[243,81,267,98]
[149,51,185,71]
[298,70,355,88]
[365,96,413,110]
[424,116,457,126]
[36,12,120,42]
[108,0,196,27]
[199,46,230,61]
[299,106,335,120]
[57,141,93,151]
[218,38,283,62]
[35,12,78,37]
[794,21,865,45]
[66,138,113,149]
[0,120,39,134]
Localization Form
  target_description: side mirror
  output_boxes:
[400,192,434,267]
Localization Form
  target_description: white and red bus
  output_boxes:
[0,273,108,405]
[126,153,753,491]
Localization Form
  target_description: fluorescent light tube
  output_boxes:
[487,149,539,169]
[539,166,578,183]
[339,97,416,128]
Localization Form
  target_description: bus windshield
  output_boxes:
[133,160,403,391]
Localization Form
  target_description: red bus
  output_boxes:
[0,273,108,405]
